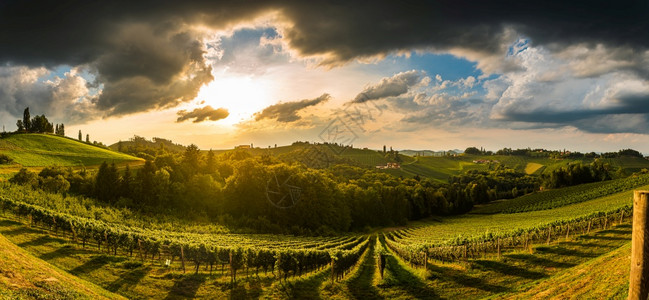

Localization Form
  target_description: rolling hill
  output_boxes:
[0,134,143,177]
[196,142,649,182]
[0,230,123,299]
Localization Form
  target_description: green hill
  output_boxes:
[205,143,649,182]
[0,232,124,299]
[0,134,142,171]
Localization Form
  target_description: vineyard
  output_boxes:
[0,180,643,298]
[472,174,649,214]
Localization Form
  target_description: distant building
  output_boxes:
[376,162,401,169]
[235,145,251,149]
[472,159,500,164]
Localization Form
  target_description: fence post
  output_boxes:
[180,246,186,274]
[497,238,501,259]
[629,190,649,300]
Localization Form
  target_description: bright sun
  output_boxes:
[194,75,272,125]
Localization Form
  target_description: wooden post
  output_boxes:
[424,251,428,269]
[497,238,501,259]
[138,239,144,262]
[330,257,335,284]
[604,213,608,229]
[180,246,186,273]
[566,225,570,240]
[546,227,552,245]
[629,190,649,300]
[587,220,591,234]
[523,234,528,251]
[620,211,625,225]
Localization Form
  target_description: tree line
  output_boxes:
[15,107,65,136]
[8,144,544,234]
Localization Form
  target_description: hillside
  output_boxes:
[0,134,142,173]
[200,143,649,182]
[0,231,123,299]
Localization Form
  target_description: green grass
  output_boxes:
[503,241,630,299]
[524,163,544,175]
[399,185,645,246]
[0,133,142,168]
[0,210,636,299]
[471,175,649,214]
[0,229,124,299]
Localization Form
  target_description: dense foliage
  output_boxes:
[541,160,614,188]
[8,142,549,234]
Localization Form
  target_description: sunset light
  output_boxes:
[1,1,648,298]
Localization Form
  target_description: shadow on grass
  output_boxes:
[70,254,126,276]
[107,266,151,292]
[578,235,630,241]
[0,225,41,236]
[0,219,21,227]
[382,255,442,299]
[346,243,384,300]
[505,253,576,269]
[18,235,64,248]
[559,241,617,249]
[164,274,206,299]
[275,268,328,300]
[230,280,263,300]
[427,262,508,294]
[472,260,545,280]
[39,245,86,260]
[534,246,598,258]
[601,229,632,235]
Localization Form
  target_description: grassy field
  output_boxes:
[0,134,143,178]
[0,230,124,299]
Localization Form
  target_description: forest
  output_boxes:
[7,136,627,235]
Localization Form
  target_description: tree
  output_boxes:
[41,175,70,194]
[78,130,82,141]
[464,147,482,155]
[16,120,24,132]
[86,134,90,143]
[55,123,65,136]
[23,107,31,132]
[120,164,133,199]
[182,144,202,175]
[9,168,38,188]
[95,162,119,203]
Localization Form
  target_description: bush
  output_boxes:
[0,154,12,164]
[9,168,38,188]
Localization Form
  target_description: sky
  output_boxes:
[1,1,648,153]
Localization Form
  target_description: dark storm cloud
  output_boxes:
[176,105,229,123]
[276,0,649,66]
[255,93,330,123]
[496,93,649,133]
[0,0,648,122]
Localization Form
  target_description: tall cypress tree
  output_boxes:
[23,107,31,132]
[78,130,82,141]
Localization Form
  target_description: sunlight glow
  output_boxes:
[194,75,272,125]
